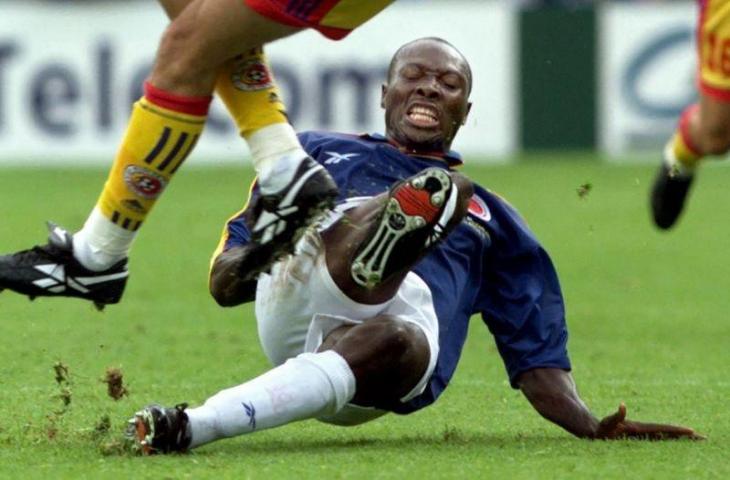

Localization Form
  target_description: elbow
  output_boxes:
[209,263,256,307]
[209,270,235,307]
[209,283,238,308]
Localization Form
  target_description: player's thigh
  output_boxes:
[698,94,730,147]
[162,0,300,71]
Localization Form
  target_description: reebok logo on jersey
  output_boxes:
[324,151,359,165]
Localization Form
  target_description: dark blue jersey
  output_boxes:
[217,131,571,414]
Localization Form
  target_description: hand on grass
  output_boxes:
[595,403,704,440]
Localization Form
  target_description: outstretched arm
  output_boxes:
[209,247,257,307]
[517,368,703,440]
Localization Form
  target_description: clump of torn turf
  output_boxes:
[441,425,466,444]
[98,437,133,456]
[51,361,72,412]
[103,367,128,400]
[94,415,111,437]
[577,182,592,199]
[46,361,73,440]
[53,361,70,385]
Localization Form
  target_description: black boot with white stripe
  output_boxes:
[0,223,128,310]
[240,156,338,281]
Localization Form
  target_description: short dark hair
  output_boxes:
[386,37,472,93]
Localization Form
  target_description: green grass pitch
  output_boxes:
[0,156,727,479]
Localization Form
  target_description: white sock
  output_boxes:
[72,207,135,271]
[186,350,356,449]
[245,123,308,195]
[663,141,695,178]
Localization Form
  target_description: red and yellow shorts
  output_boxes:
[245,0,394,40]
[698,0,730,101]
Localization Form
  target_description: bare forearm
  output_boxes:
[518,368,599,438]
[209,247,257,306]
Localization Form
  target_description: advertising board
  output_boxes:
[0,2,514,164]
[599,3,696,157]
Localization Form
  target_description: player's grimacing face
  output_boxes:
[382,42,471,152]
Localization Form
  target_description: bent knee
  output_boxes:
[154,14,216,84]
[365,316,431,371]
[697,122,730,156]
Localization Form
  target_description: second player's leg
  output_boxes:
[693,95,730,155]
[150,0,300,96]
[650,0,730,229]
[322,169,473,303]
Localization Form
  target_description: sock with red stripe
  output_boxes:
[73,82,211,271]
[665,104,703,176]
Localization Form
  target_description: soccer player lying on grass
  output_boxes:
[0,0,396,310]
[127,38,701,454]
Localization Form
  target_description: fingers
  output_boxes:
[622,421,706,440]
[599,403,627,431]
[594,403,628,439]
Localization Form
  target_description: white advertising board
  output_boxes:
[0,1,514,165]
[599,2,697,158]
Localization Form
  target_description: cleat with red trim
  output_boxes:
[351,167,457,288]
[125,403,191,455]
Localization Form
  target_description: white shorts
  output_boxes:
[254,230,440,425]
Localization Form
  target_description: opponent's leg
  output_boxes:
[651,0,730,229]
[0,0,329,305]
[650,103,702,230]
[157,0,337,278]
[80,0,335,279]
[650,98,730,229]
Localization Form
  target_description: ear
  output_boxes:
[462,102,473,125]
[381,83,387,109]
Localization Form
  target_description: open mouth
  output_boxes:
[406,104,439,128]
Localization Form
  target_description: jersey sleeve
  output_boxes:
[209,179,258,269]
[296,131,327,160]
[477,197,571,388]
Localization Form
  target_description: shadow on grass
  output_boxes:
[194,431,578,457]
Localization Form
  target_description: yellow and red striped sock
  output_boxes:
[669,104,703,171]
[215,48,306,188]
[95,82,211,231]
